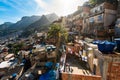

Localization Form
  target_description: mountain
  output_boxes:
[27,13,59,28]
[0,13,59,37]
[0,22,13,36]
[9,15,41,30]
[46,13,59,22]
[21,13,59,37]
[0,16,41,37]
[0,22,13,30]
[27,15,50,28]
[21,15,51,37]
[13,13,58,30]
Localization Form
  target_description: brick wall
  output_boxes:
[104,2,117,10]
[93,49,120,80]
[107,63,120,80]
[61,72,101,80]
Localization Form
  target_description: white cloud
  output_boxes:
[34,0,88,16]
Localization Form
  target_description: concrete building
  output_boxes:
[82,2,117,40]
[115,0,120,38]
[66,5,90,36]
[83,39,120,80]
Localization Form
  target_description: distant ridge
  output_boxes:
[0,22,13,30]
[0,22,13,36]
[0,13,59,37]
[27,15,50,28]
[9,15,41,30]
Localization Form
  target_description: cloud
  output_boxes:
[34,0,88,16]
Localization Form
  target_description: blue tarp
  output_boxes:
[39,62,59,80]
[39,70,56,80]
[55,63,59,68]
[45,62,53,69]
[97,41,115,52]
[12,73,17,78]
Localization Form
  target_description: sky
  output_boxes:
[0,0,88,24]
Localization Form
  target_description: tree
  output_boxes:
[89,0,118,7]
[106,0,118,6]
[89,0,97,7]
[47,24,68,62]
[89,0,105,7]
[47,24,60,44]
[8,43,24,54]
[83,1,91,7]
[47,24,68,44]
